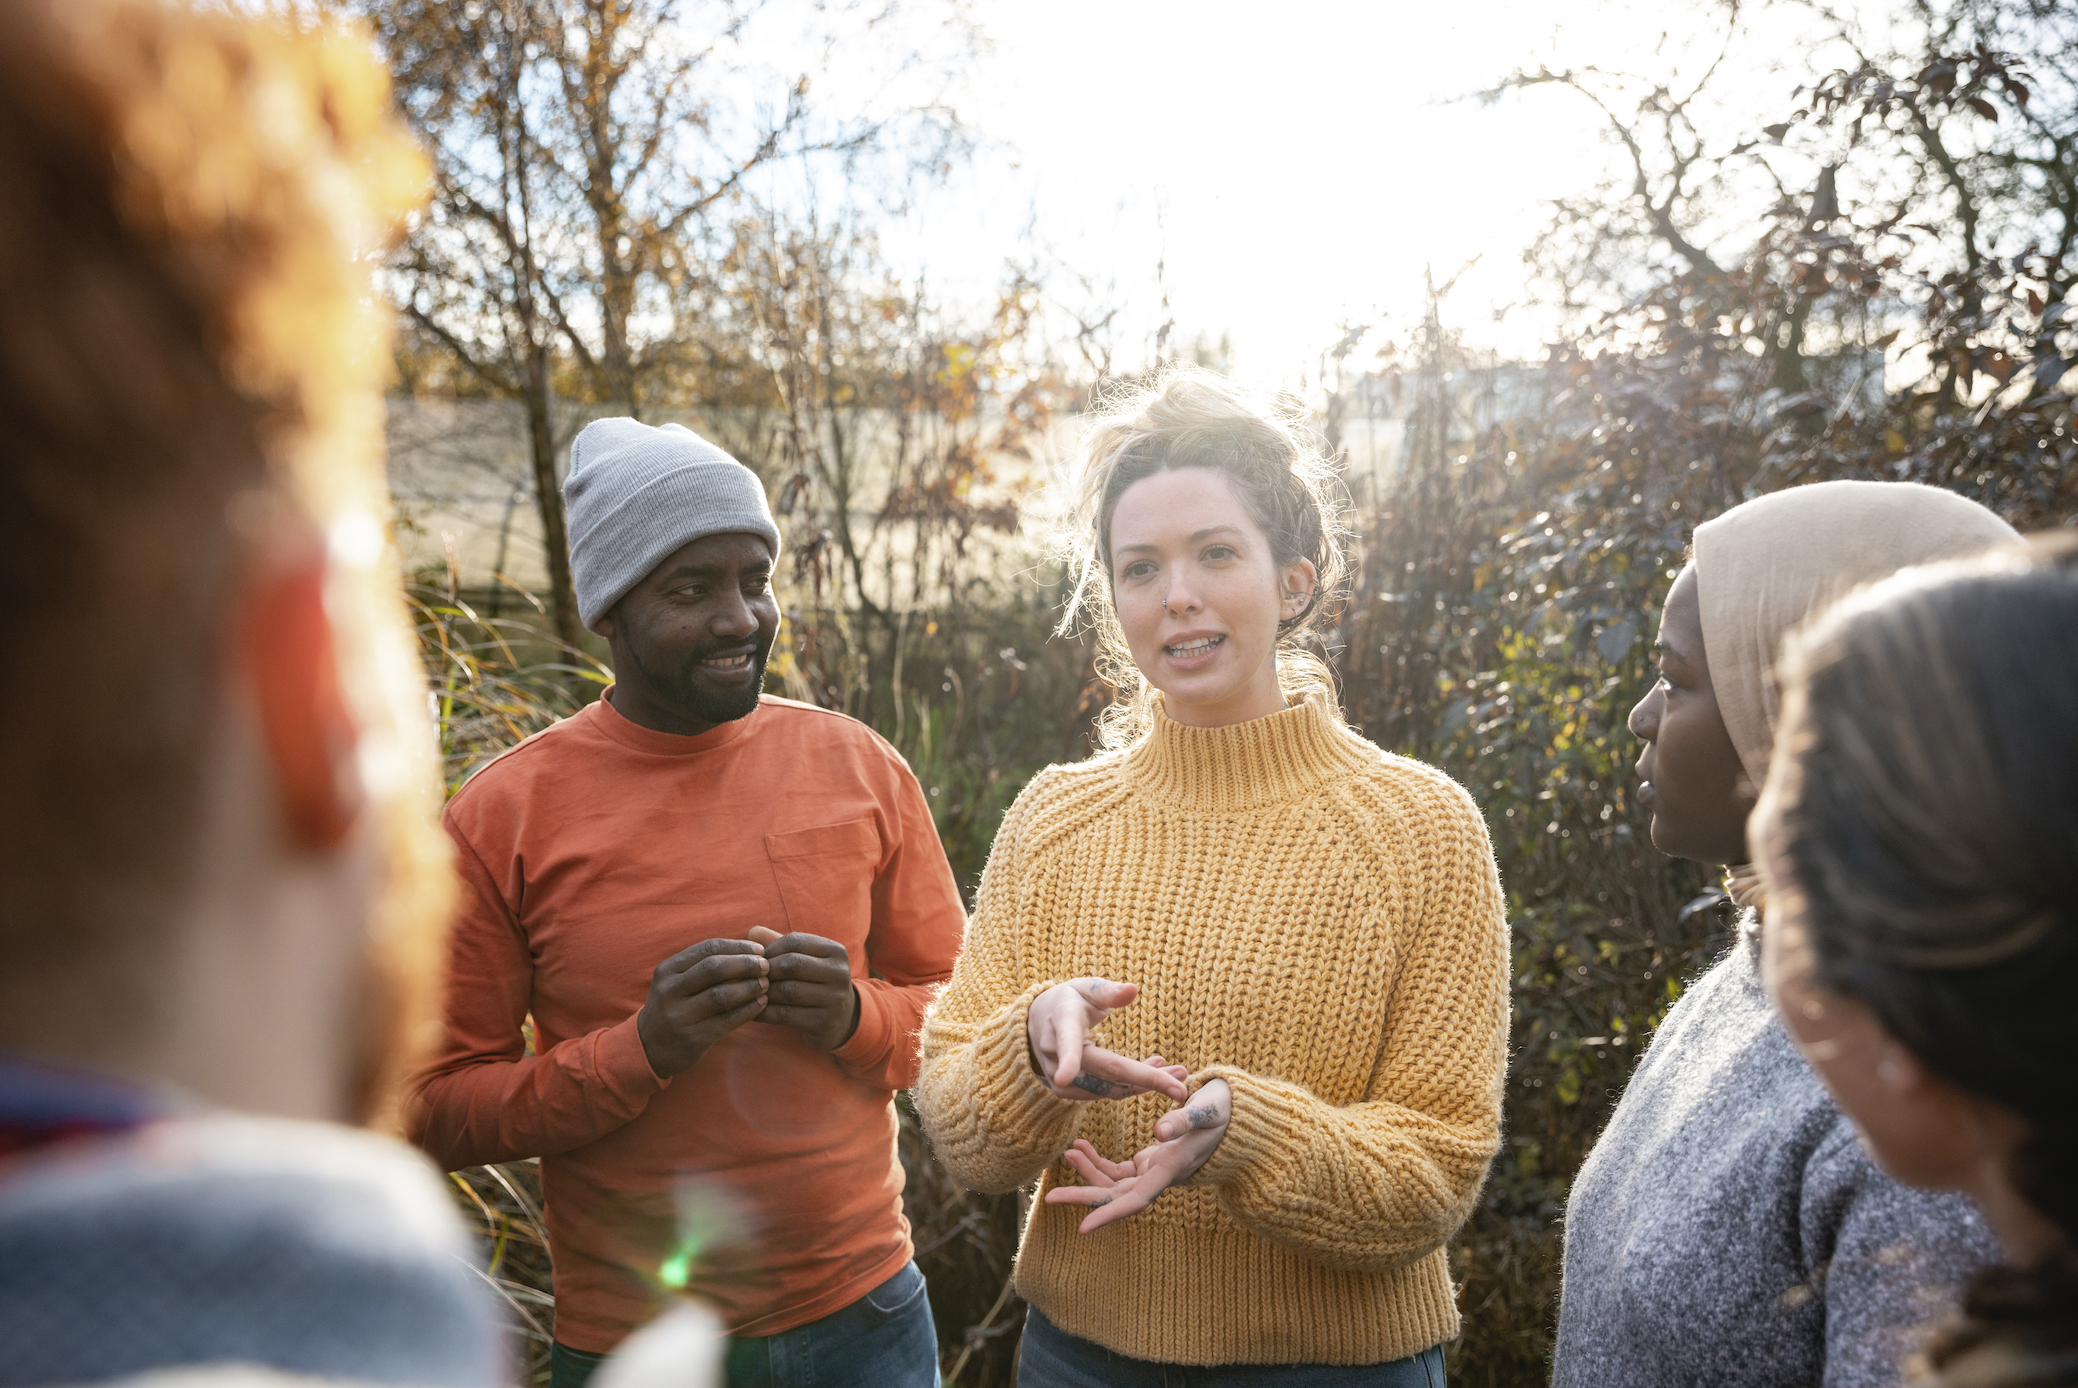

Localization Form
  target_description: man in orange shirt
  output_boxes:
[409,419,966,1388]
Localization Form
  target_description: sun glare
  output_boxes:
[875,0,1831,383]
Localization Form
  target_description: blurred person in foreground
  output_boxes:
[1758,536,2078,1388]
[915,369,1509,1386]
[407,417,966,1388]
[1552,480,2015,1388]
[0,0,499,1383]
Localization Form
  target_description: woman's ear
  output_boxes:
[1873,1036,1931,1096]
[237,554,362,851]
[1279,557,1320,621]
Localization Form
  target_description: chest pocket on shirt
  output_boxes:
[764,817,882,965]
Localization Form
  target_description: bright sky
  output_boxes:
[876,0,1821,385]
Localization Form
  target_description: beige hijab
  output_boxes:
[1694,479,2020,799]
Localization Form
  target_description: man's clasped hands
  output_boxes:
[635,929,860,1077]
[1025,977,1233,1236]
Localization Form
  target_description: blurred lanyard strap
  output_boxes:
[0,1054,167,1163]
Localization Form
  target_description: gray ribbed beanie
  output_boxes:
[562,419,781,628]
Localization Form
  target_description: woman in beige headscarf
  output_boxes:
[1551,481,2018,1388]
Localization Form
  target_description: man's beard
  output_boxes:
[625,629,772,727]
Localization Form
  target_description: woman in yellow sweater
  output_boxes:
[914,369,1509,1385]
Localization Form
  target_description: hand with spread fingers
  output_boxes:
[1045,1078,1232,1233]
[746,925,860,1052]
[1025,978,1189,1104]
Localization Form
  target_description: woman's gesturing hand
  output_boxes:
[1044,1078,1232,1233]
[1026,978,1189,1104]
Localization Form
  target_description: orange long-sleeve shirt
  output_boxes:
[408,692,966,1352]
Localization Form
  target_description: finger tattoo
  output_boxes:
[1090,1195,1112,1207]
[1184,1103,1221,1129]
[1070,1073,1128,1099]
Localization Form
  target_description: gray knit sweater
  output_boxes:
[0,1111,502,1385]
[1553,924,2000,1388]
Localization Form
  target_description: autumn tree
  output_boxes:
[1494,0,2076,416]
[364,0,974,647]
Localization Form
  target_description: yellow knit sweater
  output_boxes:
[914,693,1510,1367]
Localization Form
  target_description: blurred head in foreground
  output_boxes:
[1757,536,2078,1385]
[0,0,443,1125]
[0,3,504,1381]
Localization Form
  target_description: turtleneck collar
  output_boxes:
[1123,692,1375,813]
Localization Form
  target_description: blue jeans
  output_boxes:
[1017,1307,1446,1388]
[551,1262,937,1388]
